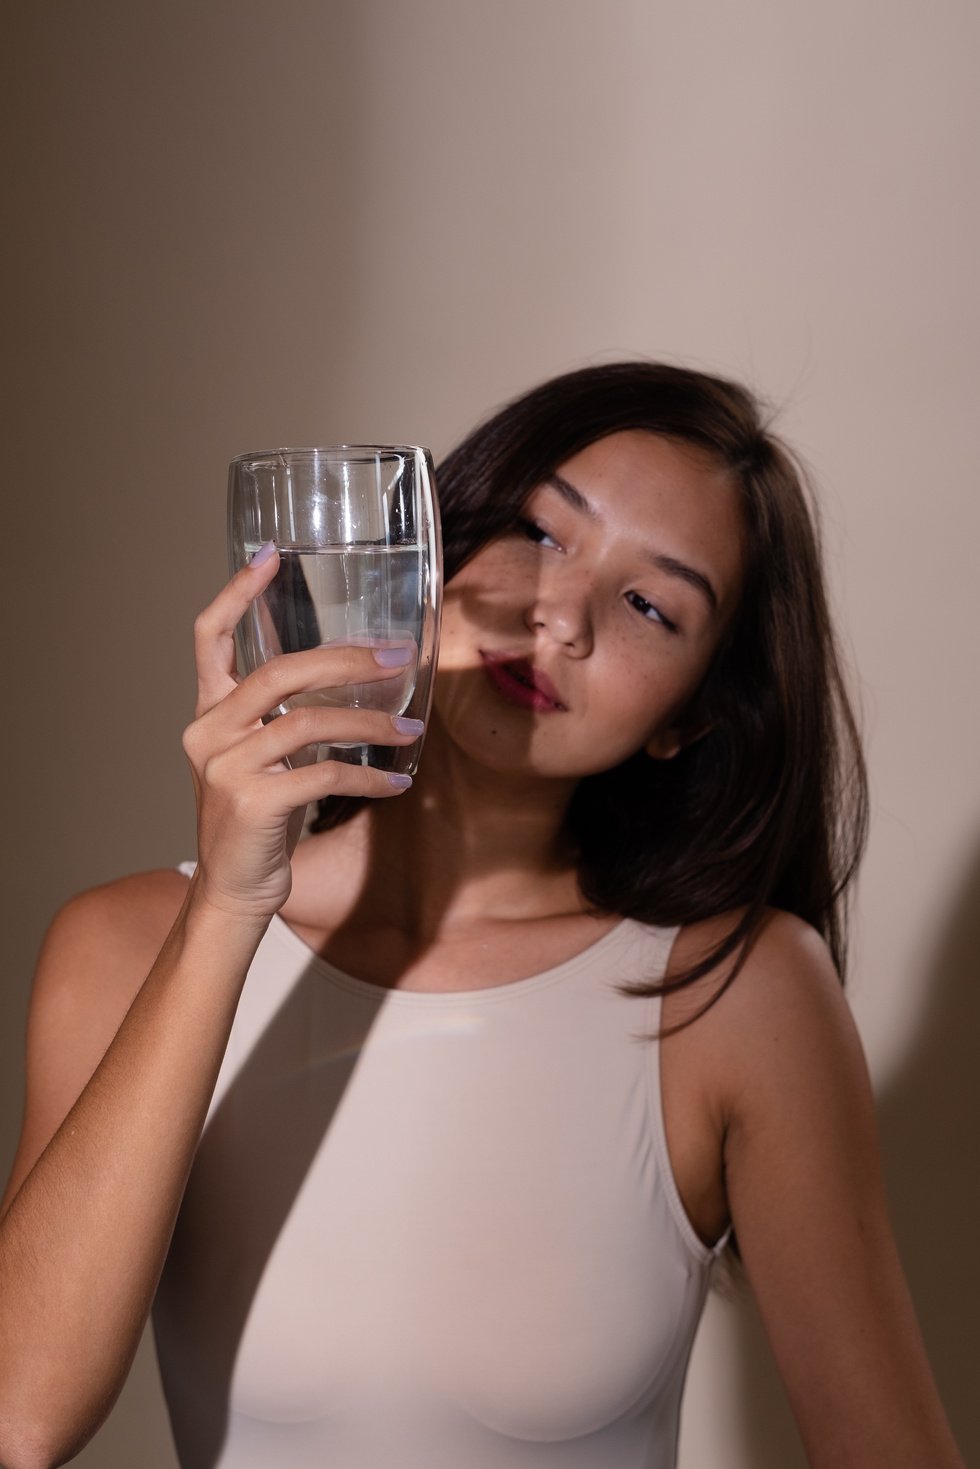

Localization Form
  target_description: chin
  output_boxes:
[431,673,650,783]
[429,715,618,785]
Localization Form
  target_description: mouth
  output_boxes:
[479,652,567,712]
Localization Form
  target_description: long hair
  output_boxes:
[313,361,868,1007]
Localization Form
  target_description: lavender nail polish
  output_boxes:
[392,717,425,736]
[249,540,278,567]
[387,772,413,789]
[373,645,414,668]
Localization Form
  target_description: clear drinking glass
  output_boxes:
[228,445,442,778]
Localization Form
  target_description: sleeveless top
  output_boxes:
[153,863,726,1469]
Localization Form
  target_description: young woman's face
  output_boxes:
[434,430,745,781]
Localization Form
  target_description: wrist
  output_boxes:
[177,871,276,957]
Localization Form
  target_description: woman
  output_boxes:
[0,363,964,1468]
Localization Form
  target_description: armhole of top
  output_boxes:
[645,925,731,1266]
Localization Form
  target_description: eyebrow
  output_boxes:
[546,472,720,613]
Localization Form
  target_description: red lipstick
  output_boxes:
[480,653,567,712]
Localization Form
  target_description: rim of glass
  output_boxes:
[230,444,430,467]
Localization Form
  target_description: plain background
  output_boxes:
[2,2,978,1464]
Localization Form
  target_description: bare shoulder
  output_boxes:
[2,869,190,1211]
[27,868,192,1076]
[669,906,880,1254]
[661,907,869,1189]
[33,867,192,1002]
[666,907,858,1072]
[669,904,841,996]
[658,908,860,1245]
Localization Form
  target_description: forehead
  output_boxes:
[550,430,745,614]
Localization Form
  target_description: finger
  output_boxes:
[194,544,281,713]
[204,642,417,734]
[224,708,424,771]
[272,756,415,807]
[226,758,414,821]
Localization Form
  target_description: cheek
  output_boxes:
[588,632,708,740]
[439,559,523,661]
[437,591,480,673]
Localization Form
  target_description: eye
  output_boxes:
[516,516,561,550]
[626,590,679,633]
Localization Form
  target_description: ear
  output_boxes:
[644,726,684,761]
[644,717,715,761]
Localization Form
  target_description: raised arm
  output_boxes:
[715,913,964,1468]
[0,551,419,1469]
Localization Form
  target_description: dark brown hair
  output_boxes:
[314,361,868,1008]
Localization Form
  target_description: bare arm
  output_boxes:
[717,914,964,1468]
[0,880,267,1469]
[0,552,420,1469]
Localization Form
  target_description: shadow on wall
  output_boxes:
[725,837,980,1465]
[874,840,980,1461]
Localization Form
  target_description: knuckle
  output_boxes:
[252,658,283,693]
[322,645,371,683]
[315,762,342,793]
[200,753,230,792]
[335,646,363,675]
[283,706,321,743]
[181,720,203,759]
[192,609,214,644]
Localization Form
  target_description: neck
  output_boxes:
[308,718,586,944]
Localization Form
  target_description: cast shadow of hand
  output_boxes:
[151,954,388,1469]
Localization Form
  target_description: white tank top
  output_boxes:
[153,864,726,1469]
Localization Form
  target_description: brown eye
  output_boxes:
[517,517,561,549]
[627,591,678,633]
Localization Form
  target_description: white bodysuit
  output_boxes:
[153,864,726,1469]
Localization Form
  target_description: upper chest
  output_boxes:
[284,907,625,993]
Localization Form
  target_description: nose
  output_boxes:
[524,570,594,656]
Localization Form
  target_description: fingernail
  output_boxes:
[392,716,425,735]
[387,772,413,789]
[373,645,414,667]
[250,540,277,567]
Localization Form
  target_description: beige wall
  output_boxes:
[3,2,978,1464]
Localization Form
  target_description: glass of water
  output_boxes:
[228,445,442,777]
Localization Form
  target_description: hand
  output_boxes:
[181,548,421,921]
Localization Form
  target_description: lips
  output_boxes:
[479,652,567,712]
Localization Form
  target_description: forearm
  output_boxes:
[0,886,267,1469]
